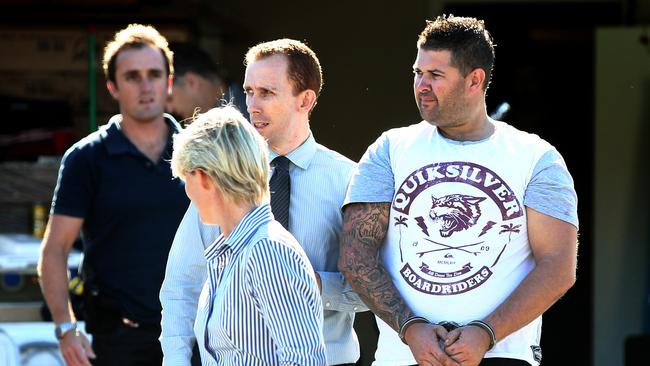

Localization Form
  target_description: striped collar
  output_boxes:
[204,204,273,261]
[269,132,317,171]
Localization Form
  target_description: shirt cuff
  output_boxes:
[318,271,369,312]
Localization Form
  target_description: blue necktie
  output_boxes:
[269,156,290,229]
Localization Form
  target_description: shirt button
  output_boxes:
[353,306,358,311]
[325,302,331,308]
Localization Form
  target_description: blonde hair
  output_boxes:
[171,105,269,206]
[102,23,174,84]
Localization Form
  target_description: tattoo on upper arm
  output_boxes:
[340,202,411,330]
[343,203,389,248]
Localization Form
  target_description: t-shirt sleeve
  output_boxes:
[344,132,395,205]
[50,146,95,218]
[524,149,579,228]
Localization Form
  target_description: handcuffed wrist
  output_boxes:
[398,316,430,345]
[467,320,497,350]
[437,320,460,332]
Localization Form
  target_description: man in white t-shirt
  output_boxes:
[339,15,578,366]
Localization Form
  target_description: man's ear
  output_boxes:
[466,68,486,94]
[298,89,317,113]
[106,81,119,100]
[167,74,173,96]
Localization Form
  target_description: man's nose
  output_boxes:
[415,76,430,93]
[246,95,259,115]
[141,76,154,91]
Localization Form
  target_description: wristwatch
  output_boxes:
[55,322,77,340]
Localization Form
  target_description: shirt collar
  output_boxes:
[268,132,317,171]
[204,204,273,261]
[100,113,181,156]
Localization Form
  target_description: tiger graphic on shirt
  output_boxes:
[391,161,525,295]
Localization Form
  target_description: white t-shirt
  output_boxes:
[345,120,578,366]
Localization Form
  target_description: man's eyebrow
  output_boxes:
[413,66,445,74]
[121,67,164,75]
[245,84,278,92]
[121,70,140,78]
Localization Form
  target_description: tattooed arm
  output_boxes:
[339,202,459,366]
[338,202,409,329]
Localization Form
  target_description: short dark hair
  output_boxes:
[169,42,223,83]
[102,24,173,85]
[418,15,495,91]
[245,38,323,98]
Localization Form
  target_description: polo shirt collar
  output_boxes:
[268,132,317,171]
[100,113,181,156]
[204,204,273,261]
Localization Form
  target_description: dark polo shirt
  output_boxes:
[51,114,189,325]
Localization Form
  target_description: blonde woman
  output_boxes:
[171,105,326,365]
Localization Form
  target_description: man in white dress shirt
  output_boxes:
[160,38,366,366]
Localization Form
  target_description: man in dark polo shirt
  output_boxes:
[38,24,189,366]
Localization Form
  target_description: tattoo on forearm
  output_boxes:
[340,202,411,331]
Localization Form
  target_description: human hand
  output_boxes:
[443,325,491,366]
[405,323,461,366]
[59,330,95,366]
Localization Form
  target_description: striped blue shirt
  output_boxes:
[160,133,367,365]
[194,204,326,365]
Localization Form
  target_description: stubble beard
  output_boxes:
[418,99,448,127]
[420,83,467,128]
[419,104,439,125]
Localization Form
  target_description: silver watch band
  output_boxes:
[55,321,77,340]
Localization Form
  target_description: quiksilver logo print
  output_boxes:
[392,161,524,295]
